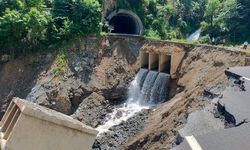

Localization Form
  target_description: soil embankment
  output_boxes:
[0,35,246,149]
[123,45,245,149]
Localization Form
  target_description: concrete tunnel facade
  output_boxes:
[107,9,144,35]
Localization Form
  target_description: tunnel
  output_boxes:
[107,9,143,35]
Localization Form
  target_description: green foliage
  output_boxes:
[198,35,211,44]
[53,49,68,76]
[71,0,101,35]
[23,7,51,47]
[0,0,250,55]
[144,28,161,39]
[124,0,249,44]
[114,0,249,44]
[204,0,222,26]
[117,0,146,24]
[0,0,101,55]
[0,9,26,55]
[51,0,101,40]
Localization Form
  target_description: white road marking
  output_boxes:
[185,136,203,150]
[242,77,250,81]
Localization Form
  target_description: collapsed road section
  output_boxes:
[173,66,250,150]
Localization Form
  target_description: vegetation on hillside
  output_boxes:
[0,0,249,56]
[116,0,250,44]
[0,0,101,56]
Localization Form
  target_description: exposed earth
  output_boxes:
[0,35,247,149]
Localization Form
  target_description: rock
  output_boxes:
[115,110,123,119]
[74,67,82,72]
[71,92,113,128]
[101,86,127,100]
[0,54,11,63]
[69,85,92,109]
[36,89,72,115]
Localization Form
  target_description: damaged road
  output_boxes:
[173,66,250,150]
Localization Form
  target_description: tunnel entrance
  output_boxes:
[107,9,143,35]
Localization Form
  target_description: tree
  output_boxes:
[52,0,101,37]
[23,7,51,47]
[205,0,221,27]
[0,8,26,55]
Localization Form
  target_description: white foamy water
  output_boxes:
[96,69,149,134]
[96,69,169,134]
[96,103,149,134]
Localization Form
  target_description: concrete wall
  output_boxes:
[2,114,96,150]
[149,53,159,70]
[140,52,173,74]
[0,98,98,150]
[159,55,171,73]
[140,52,149,68]
[104,35,186,78]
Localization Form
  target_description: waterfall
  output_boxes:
[149,73,170,104]
[139,71,159,105]
[127,68,148,104]
[187,29,201,41]
[96,69,170,134]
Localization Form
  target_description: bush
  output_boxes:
[52,0,101,37]
[0,9,26,55]
[0,0,101,56]
[198,35,211,44]
[53,49,68,76]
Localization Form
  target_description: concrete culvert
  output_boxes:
[107,9,143,35]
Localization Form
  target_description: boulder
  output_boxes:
[36,88,72,115]
[71,92,113,128]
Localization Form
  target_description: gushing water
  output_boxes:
[149,73,170,104]
[140,71,159,105]
[127,68,148,104]
[96,103,149,133]
[96,69,170,134]
[187,29,201,41]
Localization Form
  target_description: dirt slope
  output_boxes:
[123,46,245,150]
[0,53,53,117]
[0,36,246,150]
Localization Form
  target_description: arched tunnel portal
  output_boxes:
[107,9,143,35]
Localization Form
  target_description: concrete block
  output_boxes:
[0,97,98,150]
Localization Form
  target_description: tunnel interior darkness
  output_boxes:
[109,13,141,35]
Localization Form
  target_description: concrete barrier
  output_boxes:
[140,52,149,69]
[0,97,98,150]
[159,55,171,74]
[149,53,159,70]
[140,52,172,74]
